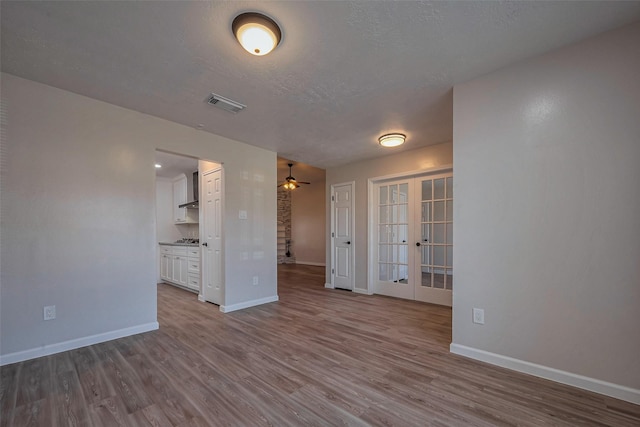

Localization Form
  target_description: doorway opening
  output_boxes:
[154,149,224,306]
[276,158,327,293]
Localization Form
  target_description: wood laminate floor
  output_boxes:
[1,264,639,426]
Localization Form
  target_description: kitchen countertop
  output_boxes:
[159,242,200,247]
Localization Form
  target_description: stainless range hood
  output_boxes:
[179,200,199,209]
[179,171,199,209]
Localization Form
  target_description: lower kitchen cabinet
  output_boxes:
[159,244,199,292]
[160,246,173,282]
[186,247,201,292]
[171,253,188,288]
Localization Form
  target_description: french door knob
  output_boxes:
[416,242,421,247]
[202,242,208,247]
[345,241,351,245]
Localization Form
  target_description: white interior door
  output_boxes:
[332,182,354,290]
[202,168,223,305]
[373,172,453,306]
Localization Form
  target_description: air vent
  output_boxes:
[205,93,246,113]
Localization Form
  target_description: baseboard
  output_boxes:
[354,288,372,295]
[0,322,159,366]
[450,343,640,405]
[197,294,205,302]
[295,261,326,267]
[324,282,334,289]
[220,295,279,313]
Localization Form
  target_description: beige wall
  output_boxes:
[452,22,640,402]
[325,142,453,290]
[291,171,326,266]
[1,74,277,363]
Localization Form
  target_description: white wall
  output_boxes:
[452,22,640,402]
[326,142,453,291]
[0,74,277,363]
[291,171,326,266]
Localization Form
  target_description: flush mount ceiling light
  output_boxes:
[155,164,162,168]
[378,133,406,148]
[232,12,282,56]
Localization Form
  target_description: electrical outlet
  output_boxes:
[472,308,484,325]
[44,305,56,321]
[252,276,259,286]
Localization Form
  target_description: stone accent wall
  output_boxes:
[277,187,295,264]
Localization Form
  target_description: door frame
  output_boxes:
[329,181,355,291]
[367,165,453,295]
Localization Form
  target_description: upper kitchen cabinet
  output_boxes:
[173,173,198,224]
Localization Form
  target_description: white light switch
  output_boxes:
[239,210,248,220]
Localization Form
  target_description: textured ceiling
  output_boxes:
[3,2,640,169]
[155,151,198,179]
[277,157,325,187]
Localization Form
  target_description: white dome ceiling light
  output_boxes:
[232,12,282,56]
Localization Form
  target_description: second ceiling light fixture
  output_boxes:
[232,12,282,56]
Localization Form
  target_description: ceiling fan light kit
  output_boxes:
[279,163,310,191]
[232,12,282,56]
[282,181,298,190]
[379,133,406,148]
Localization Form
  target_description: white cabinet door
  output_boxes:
[160,254,171,281]
[173,175,187,223]
[172,255,188,287]
[179,256,188,287]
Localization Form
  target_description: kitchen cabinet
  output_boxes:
[173,174,199,224]
[171,246,188,288]
[160,246,173,282]
[173,174,187,223]
[159,244,196,292]
[186,247,200,292]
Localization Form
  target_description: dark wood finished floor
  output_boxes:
[2,264,639,426]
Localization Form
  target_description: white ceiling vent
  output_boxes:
[205,93,246,113]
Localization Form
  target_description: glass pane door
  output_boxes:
[372,172,452,306]
[375,180,414,300]
[415,174,453,306]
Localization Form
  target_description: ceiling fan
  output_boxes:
[278,163,310,190]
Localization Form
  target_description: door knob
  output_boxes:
[345,241,351,245]
[416,242,421,247]
[202,242,208,247]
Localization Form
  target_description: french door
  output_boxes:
[373,172,453,306]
